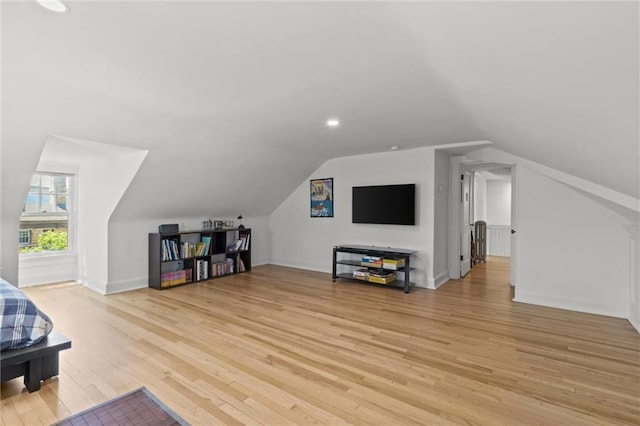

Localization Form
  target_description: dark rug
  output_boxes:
[53,387,188,426]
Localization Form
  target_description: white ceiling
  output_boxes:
[2,1,638,219]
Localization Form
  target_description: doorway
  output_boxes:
[472,167,512,258]
[449,159,517,287]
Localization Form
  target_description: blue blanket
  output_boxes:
[0,278,53,351]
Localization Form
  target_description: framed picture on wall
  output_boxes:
[310,178,334,217]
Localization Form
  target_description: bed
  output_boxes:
[1,278,54,350]
[0,278,71,392]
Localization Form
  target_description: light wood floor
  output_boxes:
[2,257,639,425]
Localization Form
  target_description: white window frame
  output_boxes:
[19,229,32,246]
[20,172,75,257]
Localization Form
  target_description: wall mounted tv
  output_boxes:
[352,184,416,225]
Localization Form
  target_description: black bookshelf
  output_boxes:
[332,244,416,293]
[148,228,251,289]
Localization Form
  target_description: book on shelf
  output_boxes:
[212,258,234,276]
[181,241,208,258]
[353,268,369,280]
[160,269,192,288]
[163,239,179,261]
[172,240,179,259]
[201,236,211,255]
[367,269,396,284]
[238,234,251,250]
[361,256,382,267]
[227,239,244,252]
[382,258,405,270]
[196,259,209,281]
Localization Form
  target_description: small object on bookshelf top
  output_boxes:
[213,220,235,230]
[158,223,179,233]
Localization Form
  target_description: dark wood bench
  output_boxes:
[0,331,71,392]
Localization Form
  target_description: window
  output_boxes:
[19,229,31,246]
[20,173,73,254]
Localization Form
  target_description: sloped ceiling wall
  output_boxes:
[2,1,638,224]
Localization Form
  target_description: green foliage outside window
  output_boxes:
[19,230,68,254]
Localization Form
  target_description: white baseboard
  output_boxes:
[433,271,449,289]
[513,290,629,319]
[251,258,269,268]
[82,277,107,295]
[629,302,640,333]
[270,258,329,273]
[106,277,148,294]
[425,271,448,290]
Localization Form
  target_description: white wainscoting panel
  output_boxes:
[487,225,511,257]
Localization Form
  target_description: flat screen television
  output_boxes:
[352,184,416,225]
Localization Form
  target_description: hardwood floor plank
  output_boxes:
[1,398,24,426]
[2,257,639,425]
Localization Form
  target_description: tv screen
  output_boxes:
[352,184,416,225]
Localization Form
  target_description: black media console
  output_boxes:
[332,244,417,293]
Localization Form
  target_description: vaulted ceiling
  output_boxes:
[2,1,638,220]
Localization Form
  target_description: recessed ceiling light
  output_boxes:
[390,146,400,151]
[37,0,69,13]
[326,119,340,128]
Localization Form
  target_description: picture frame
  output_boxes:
[310,178,334,217]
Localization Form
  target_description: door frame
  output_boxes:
[509,164,518,287]
[460,171,472,277]
[448,156,465,279]
[448,157,518,288]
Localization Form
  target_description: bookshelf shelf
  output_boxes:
[149,228,251,289]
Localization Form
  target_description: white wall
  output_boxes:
[485,178,512,257]
[627,225,640,332]
[474,174,487,223]
[19,136,148,293]
[0,1,4,281]
[269,147,437,288]
[0,116,3,279]
[432,150,450,287]
[107,215,271,294]
[486,180,511,225]
[77,151,143,294]
[514,166,631,317]
[19,255,77,287]
[469,172,511,257]
[0,133,44,285]
[464,147,639,321]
